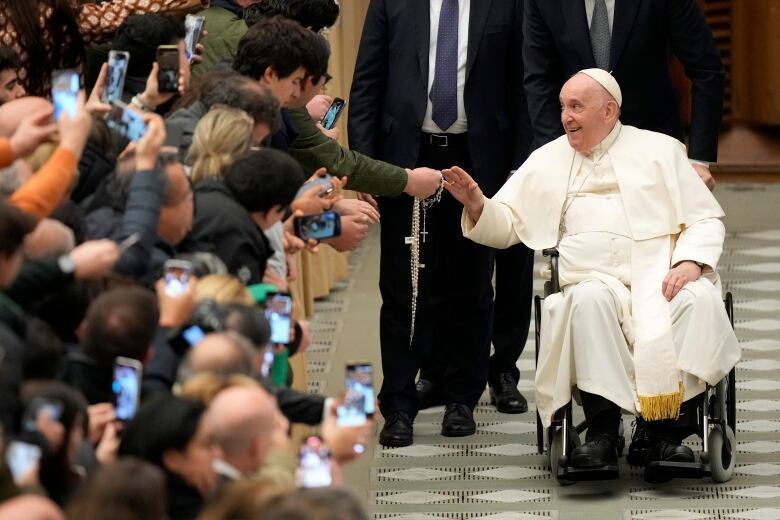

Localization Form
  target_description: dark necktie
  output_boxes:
[590,0,611,70]
[430,0,459,131]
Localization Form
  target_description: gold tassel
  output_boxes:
[638,382,685,421]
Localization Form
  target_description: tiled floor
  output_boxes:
[305,183,780,520]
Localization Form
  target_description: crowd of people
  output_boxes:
[0,0,438,518]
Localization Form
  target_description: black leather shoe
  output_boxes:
[489,373,528,414]
[570,433,619,468]
[416,378,446,409]
[627,419,652,466]
[644,437,695,483]
[379,412,413,447]
[441,403,476,437]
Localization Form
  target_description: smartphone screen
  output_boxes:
[113,357,142,422]
[52,69,79,121]
[321,98,346,130]
[296,436,332,488]
[164,260,192,297]
[184,15,205,62]
[5,441,42,482]
[347,362,375,416]
[157,45,180,93]
[106,101,148,141]
[181,324,206,347]
[294,211,342,241]
[264,293,293,345]
[104,51,130,103]
[21,398,63,433]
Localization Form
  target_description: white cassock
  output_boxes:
[462,122,740,427]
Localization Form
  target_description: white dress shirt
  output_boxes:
[422,0,470,134]
[584,0,615,32]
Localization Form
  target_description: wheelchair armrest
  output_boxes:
[542,248,561,294]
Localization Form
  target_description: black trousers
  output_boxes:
[490,243,535,385]
[377,134,495,420]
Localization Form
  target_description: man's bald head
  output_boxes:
[559,73,621,154]
[24,218,75,259]
[208,385,279,473]
[0,495,65,520]
[0,96,52,137]
[183,332,254,380]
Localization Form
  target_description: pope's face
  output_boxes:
[559,74,615,154]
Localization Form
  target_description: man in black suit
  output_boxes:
[523,0,724,189]
[349,0,532,447]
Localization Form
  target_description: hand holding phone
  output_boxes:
[293,211,342,241]
[295,173,334,200]
[113,357,142,422]
[336,362,375,427]
[321,98,346,130]
[264,293,293,345]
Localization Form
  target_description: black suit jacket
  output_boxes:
[349,0,531,197]
[523,0,724,162]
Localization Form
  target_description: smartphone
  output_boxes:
[293,211,342,241]
[5,441,42,483]
[21,398,63,433]
[321,98,346,130]
[113,356,143,422]
[295,174,334,200]
[296,436,332,488]
[181,324,206,347]
[103,50,130,103]
[336,363,373,427]
[164,259,192,297]
[184,15,205,62]
[157,45,180,93]
[51,69,79,121]
[106,101,148,141]
[263,293,293,345]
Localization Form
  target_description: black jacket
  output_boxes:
[58,352,114,405]
[181,178,272,285]
[164,100,208,158]
[0,294,26,433]
[523,0,724,161]
[348,0,531,197]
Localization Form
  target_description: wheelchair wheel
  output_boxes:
[549,426,580,485]
[708,424,736,483]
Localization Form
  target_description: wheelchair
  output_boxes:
[533,248,737,484]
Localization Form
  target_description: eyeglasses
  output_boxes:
[324,72,333,85]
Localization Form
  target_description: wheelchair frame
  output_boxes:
[533,248,737,484]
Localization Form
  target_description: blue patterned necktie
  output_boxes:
[430,0,459,131]
[590,0,611,70]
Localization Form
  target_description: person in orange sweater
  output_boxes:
[0,92,92,220]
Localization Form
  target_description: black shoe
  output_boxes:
[570,433,619,468]
[489,373,528,414]
[416,379,446,409]
[379,412,413,447]
[441,403,476,437]
[644,437,695,483]
[627,419,652,466]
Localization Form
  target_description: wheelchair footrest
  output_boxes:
[559,465,619,481]
[646,461,705,480]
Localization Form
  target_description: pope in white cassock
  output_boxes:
[443,69,740,483]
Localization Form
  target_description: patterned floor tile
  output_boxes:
[737,246,780,257]
[466,489,549,503]
[629,488,711,500]
[737,400,780,412]
[737,319,780,331]
[479,422,538,435]
[738,441,780,454]
[376,491,458,505]
[740,339,780,352]
[738,359,780,371]
[725,509,780,520]
[737,380,780,391]
[737,420,780,432]
[379,468,460,481]
[734,281,780,292]
[471,443,538,456]
[735,299,780,312]
[734,263,780,274]
[469,466,549,480]
[380,445,464,457]
[722,486,780,499]
[741,230,780,241]
[628,511,713,520]
[736,463,780,476]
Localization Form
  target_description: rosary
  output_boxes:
[409,176,445,345]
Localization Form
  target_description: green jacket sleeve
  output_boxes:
[287,107,408,197]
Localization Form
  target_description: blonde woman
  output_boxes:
[187,106,254,184]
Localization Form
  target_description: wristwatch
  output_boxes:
[57,254,76,275]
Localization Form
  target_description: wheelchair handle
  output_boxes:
[543,248,561,294]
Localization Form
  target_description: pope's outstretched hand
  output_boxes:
[442,167,485,222]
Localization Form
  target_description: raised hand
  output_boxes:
[403,167,442,198]
[8,107,57,158]
[442,166,485,222]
